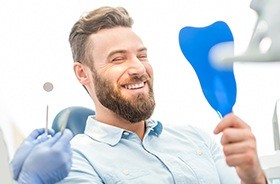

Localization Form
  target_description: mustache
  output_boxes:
[121,74,151,84]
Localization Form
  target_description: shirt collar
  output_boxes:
[84,116,163,146]
[146,119,163,136]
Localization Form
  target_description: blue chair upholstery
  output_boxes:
[52,106,95,135]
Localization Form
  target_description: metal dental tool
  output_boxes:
[43,82,54,136]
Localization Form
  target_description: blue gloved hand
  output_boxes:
[11,128,55,180]
[17,129,73,184]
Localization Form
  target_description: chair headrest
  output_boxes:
[52,106,95,135]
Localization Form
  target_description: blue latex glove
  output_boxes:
[16,129,73,184]
[11,128,55,180]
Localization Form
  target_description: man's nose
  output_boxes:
[127,57,146,76]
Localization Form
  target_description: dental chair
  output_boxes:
[52,106,95,135]
[260,99,280,183]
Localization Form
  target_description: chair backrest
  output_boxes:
[52,106,95,135]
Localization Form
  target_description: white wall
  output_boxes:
[1,0,280,157]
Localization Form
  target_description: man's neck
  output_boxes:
[95,109,146,140]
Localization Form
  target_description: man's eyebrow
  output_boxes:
[107,50,127,59]
[138,47,147,52]
[107,47,147,58]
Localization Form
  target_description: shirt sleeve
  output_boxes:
[192,126,241,183]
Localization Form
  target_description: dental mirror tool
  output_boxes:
[43,82,54,135]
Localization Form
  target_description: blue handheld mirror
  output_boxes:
[179,21,236,117]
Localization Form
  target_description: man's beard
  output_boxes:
[93,73,155,123]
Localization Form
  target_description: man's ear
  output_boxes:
[73,62,90,85]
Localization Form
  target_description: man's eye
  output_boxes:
[112,57,124,62]
[138,55,148,60]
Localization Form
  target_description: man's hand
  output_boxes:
[214,113,266,184]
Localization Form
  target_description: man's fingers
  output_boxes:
[223,141,256,156]
[224,152,256,167]
[214,113,250,134]
[225,153,246,167]
[220,128,255,145]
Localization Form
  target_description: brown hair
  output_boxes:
[69,6,134,67]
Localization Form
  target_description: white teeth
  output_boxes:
[124,82,144,89]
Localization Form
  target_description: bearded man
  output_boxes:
[58,6,267,184]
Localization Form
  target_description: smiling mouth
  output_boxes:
[122,82,145,90]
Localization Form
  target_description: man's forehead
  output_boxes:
[89,27,145,53]
[90,27,141,42]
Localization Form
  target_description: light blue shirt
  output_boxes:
[59,116,240,184]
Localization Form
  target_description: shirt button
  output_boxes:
[123,132,129,135]
[123,132,130,138]
[122,170,129,175]
[196,149,203,156]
